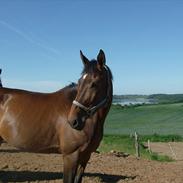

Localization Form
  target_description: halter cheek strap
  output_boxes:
[72,65,110,117]
[73,98,107,116]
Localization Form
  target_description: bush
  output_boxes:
[140,134,183,142]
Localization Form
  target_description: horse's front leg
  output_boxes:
[74,153,91,183]
[63,151,79,183]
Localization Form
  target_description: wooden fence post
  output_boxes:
[148,139,151,154]
[168,143,177,160]
[135,132,140,158]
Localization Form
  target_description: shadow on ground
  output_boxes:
[0,170,136,182]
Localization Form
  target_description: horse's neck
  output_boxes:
[56,85,77,105]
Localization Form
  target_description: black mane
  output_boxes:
[67,82,77,88]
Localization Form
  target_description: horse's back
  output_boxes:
[0,87,68,152]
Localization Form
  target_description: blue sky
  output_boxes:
[0,1,183,94]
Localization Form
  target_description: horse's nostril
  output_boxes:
[70,118,84,130]
[72,120,79,128]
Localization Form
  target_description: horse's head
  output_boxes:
[68,50,112,130]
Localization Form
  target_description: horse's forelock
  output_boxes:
[81,60,113,81]
[81,60,98,75]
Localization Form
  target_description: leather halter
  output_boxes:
[72,65,110,117]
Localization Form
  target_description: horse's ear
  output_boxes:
[97,49,106,70]
[80,50,89,67]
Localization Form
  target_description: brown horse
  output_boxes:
[0,50,113,183]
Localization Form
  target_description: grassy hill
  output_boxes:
[148,94,183,104]
[104,103,183,136]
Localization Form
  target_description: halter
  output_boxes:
[72,65,111,117]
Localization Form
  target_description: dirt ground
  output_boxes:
[1,143,183,183]
[149,142,183,161]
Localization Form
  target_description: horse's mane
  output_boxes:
[57,82,77,93]
[0,68,2,88]
[66,82,77,89]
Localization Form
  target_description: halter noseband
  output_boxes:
[72,65,110,117]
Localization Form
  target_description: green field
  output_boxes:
[100,101,183,161]
[98,134,176,161]
[104,103,183,136]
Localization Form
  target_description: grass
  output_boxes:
[105,103,183,135]
[98,135,135,154]
[140,134,183,142]
[100,103,183,161]
[98,134,179,162]
[150,153,173,162]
